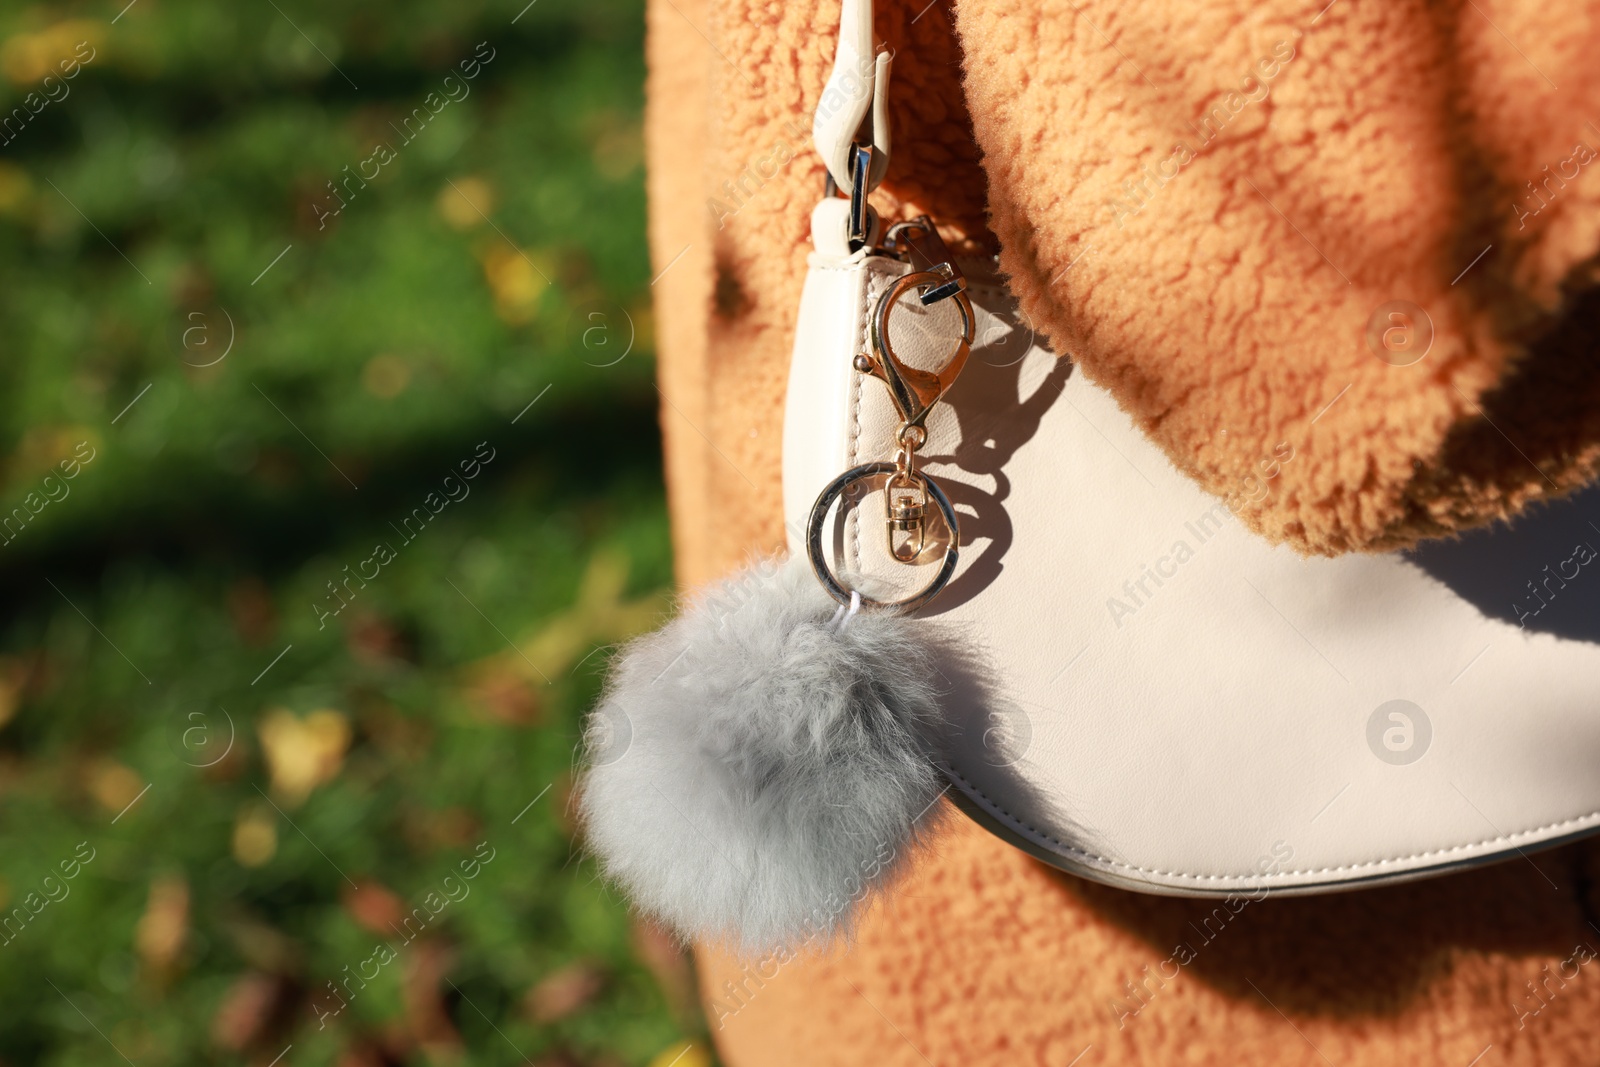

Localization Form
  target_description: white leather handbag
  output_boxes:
[782,0,1600,898]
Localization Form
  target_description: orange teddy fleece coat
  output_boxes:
[641,0,1600,1063]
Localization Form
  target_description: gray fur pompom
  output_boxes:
[578,555,950,954]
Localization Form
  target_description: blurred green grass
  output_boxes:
[0,1,707,1064]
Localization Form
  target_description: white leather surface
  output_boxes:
[781,246,1600,897]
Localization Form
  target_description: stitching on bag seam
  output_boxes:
[846,263,884,570]
[940,763,1600,884]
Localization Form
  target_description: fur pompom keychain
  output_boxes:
[580,130,984,950]
[578,555,957,953]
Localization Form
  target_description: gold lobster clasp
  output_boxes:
[850,218,974,565]
[855,269,975,433]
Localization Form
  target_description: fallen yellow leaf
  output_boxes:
[135,874,189,972]
[437,176,494,230]
[232,804,277,868]
[87,759,145,815]
[258,708,351,807]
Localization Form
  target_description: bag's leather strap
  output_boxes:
[812,0,891,194]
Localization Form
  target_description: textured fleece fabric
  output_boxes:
[651,0,1600,568]
[642,0,1600,1061]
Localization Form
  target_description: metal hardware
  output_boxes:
[885,472,929,562]
[805,56,975,614]
[814,246,974,606]
[918,263,966,306]
[881,446,929,561]
[847,144,878,253]
[806,461,961,614]
[884,217,967,305]
[856,271,976,432]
